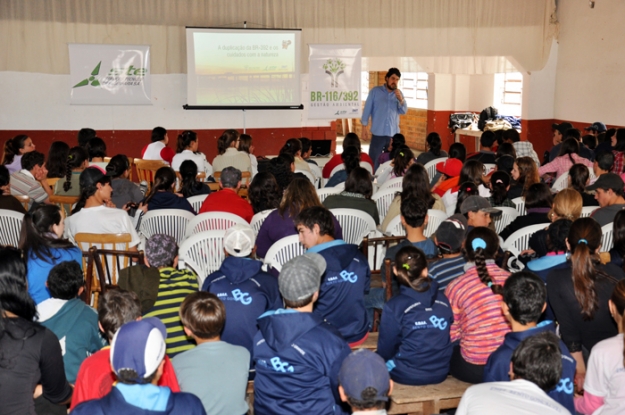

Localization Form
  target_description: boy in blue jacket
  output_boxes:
[483,271,576,414]
[253,253,352,415]
[295,206,370,346]
[202,223,282,372]
[377,245,453,385]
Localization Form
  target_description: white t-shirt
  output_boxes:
[65,205,141,248]
[456,379,568,415]
[171,149,213,177]
[583,333,625,415]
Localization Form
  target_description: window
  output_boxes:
[360,71,428,109]
[494,71,522,117]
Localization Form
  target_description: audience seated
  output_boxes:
[460,195,502,233]
[483,271,576,413]
[416,132,447,165]
[595,127,616,157]
[508,156,540,199]
[429,218,467,291]
[322,132,373,178]
[37,261,105,383]
[0,247,73,414]
[500,183,552,241]
[527,219,572,282]
[445,227,511,383]
[377,132,405,167]
[70,289,180,411]
[198,166,253,222]
[106,154,144,209]
[238,133,258,176]
[587,173,625,226]
[212,129,252,174]
[252,253,351,415]
[256,177,342,258]
[432,157,463,198]
[386,145,414,181]
[457,332,568,415]
[609,210,625,268]
[539,138,594,181]
[299,136,318,166]
[85,137,108,171]
[377,245,453,385]
[10,150,52,209]
[141,126,175,164]
[486,170,516,208]
[264,153,294,193]
[323,167,380,225]
[466,131,497,164]
[0,164,26,213]
[172,292,250,415]
[551,126,595,163]
[71,318,205,415]
[18,205,82,304]
[202,224,281,368]
[280,138,314,176]
[54,146,89,197]
[442,160,491,216]
[326,145,360,188]
[503,129,540,168]
[568,163,600,206]
[550,122,573,159]
[591,150,614,183]
[178,159,211,198]
[575,279,625,415]
[171,130,213,178]
[296,206,370,345]
[247,171,281,214]
[77,128,97,150]
[547,218,625,391]
[2,134,36,175]
[143,166,195,214]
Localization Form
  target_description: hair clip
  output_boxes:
[472,237,487,250]
[68,154,74,160]
[495,179,503,184]
[578,239,588,244]
[402,263,410,270]
[487,281,493,288]
[399,151,404,157]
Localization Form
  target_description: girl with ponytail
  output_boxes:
[2,134,36,174]
[388,145,415,180]
[54,146,88,196]
[142,166,195,214]
[444,226,511,383]
[377,245,453,385]
[487,170,515,208]
[574,279,625,414]
[547,217,625,393]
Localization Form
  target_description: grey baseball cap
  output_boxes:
[279,253,327,301]
[460,196,502,216]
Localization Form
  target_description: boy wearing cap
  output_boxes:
[70,289,181,410]
[198,166,254,222]
[428,219,467,292]
[202,223,281,365]
[432,157,463,198]
[172,292,250,415]
[295,206,370,346]
[460,195,502,232]
[72,318,206,415]
[338,349,394,414]
[587,173,625,226]
[253,253,352,415]
[483,272,576,414]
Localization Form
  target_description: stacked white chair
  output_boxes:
[580,206,598,218]
[601,222,614,252]
[263,235,306,272]
[178,230,227,286]
[493,207,519,234]
[511,197,526,215]
[0,209,24,247]
[371,187,399,224]
[551,173,569,192]
[185,212,248,238]
[187,194,209,213]
[250,209,276,235]
[139,209,195,244]
[329,208,377,246]
[378,176,403,192]
[316,187,342,203]
[423,157,448,182]
[502,223,548,258]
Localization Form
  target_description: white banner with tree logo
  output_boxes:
[308,44,361,119]
[69,44,151,105]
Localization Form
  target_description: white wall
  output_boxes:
[429,73,495,112]
[521,41,558,120]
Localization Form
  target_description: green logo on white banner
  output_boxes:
[323,58,346,88]
[73,62,102,88]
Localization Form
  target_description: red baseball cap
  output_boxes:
[436,158,463,177]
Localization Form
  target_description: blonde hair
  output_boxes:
[549,188,583,221]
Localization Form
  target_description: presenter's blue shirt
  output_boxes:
[360,85,408,137]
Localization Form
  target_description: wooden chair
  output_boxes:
[49,194,79,217]
[46,177,60,188]
[388,376,471,414]
[13,194,30,211]
[134,159,167,192]
[213,170,252,185]
[104,156,134,181]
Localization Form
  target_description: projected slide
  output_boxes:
[186,28,302,108]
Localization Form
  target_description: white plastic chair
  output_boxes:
[385,215,405,236]
[308,163,323,188]
[185,212,248,238]
[329,208,377,246]
[178,230,226,286]
[360,161,373,175]
[493,207,520,234]
[502,223,547,258]
[423,209,449,238]
[601,222,614,253]
[139,209,195,244]
[375,162,393,186]
[250,209,276,235]
[423,157,448,182]
[263,235,306,272]
[511,197,526,216]
[371,188,399,224]
[483,163,496,175]
[335,182,345,190]
[187,194,209,213]
[580,206,598,218]
[375,160,392,177]
[316,187,342,203]
[0,209,24,247]
[329,163,345,178]
[378,176,404,192]
[552,173,569,192]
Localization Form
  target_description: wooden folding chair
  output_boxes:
[88,248,145,307]
[134,159,167,192]
[13,194,30,211]
[49,194,79,217]
[46,177,60,188]
[104,156,134,181]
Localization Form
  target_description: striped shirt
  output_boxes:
[144,267,198,357]
[444,261,511,365]
[428,256,466,292]
[10,169,47,208]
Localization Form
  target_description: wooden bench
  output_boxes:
[351,332,378,351]
[388,376,471,415]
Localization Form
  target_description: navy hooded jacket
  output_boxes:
[253,310,351,415]
[483,321,576,414]
[202,256,282,362]
[377,281,454,385]
[309,240,370,343]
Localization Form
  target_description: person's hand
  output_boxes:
[137,202,148,214]
[362,127,370,140]
[431,174,444,191]
[35,166,48,181]
[104,200,116,208]
[519,249,536,257]
[33,384,42,399]
[394,89,403,103]
[575,371,586,394]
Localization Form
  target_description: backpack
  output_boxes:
[478,106,498,131]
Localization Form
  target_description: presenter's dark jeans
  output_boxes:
[450,344,485,384]
[369,134,391,171]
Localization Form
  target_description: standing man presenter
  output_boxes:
[361,68,408,170]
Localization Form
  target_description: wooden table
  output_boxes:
[388,376,471,415]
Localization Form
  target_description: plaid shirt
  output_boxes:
[538,154,594,179]
[513,141,540,167]
[612,150,625,174]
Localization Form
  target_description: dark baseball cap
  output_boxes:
[460,196,502,216]
[552,122,574,135]
[339,349,390,402]
[435,219,466,252]
[584,122,607,133]
[586,173,624,192]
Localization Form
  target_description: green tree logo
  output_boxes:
[323,58,346,88]
[73,62,102,88]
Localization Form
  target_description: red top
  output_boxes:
[198,188,254,223]
[70,347,180,410]
[322,153,374,178]
[141,143,175,164]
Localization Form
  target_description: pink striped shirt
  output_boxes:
[444,262,511,365]
[538,153,593,180]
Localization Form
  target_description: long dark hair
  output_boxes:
[392,146,414,177]
[72,171,112,215]
[345,167,373,199]
[176,130,197,153]
[45,141,70,178]
[558,138,580,165]
[458,159,484,188]
[614,129,625,153]
[279,177,320,217]
[613,210,625,261]
[18,205,75,262]
[217,129,239,155]
[0,246,37,322]
[341,146,361,176]
[63,147,89,192]
[280,138,302,158]
[2,135,29,165]
[568,163,590,195]
[394,245,430,292]
[248,172,282,213]
[454,182,479,214]
[490,171,511,206]
[144,167,176,204]
[426,133,443,157]
[179,160,205,198]
[464,227,504,295]
[399,164,435,209]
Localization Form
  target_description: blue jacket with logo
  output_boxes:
[202,256,282,363]
[253,310,352,415]
[483,321,576,414]
[309,240,370,343]
[377,281,453,385]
